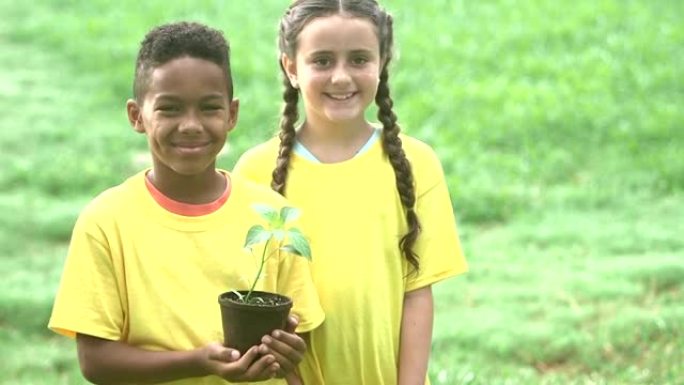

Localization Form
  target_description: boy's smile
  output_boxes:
[127,56,239,181]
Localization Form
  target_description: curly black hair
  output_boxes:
[132,21,233,102]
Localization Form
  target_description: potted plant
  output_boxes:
[218,204,311,354]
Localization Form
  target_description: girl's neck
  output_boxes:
[147,164,226,204]
[297,119,375,163]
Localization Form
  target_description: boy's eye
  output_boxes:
[156,105,180,113]
[202,105,223,111]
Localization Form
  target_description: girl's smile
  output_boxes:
[325,92,358,101]
[282,14,381,130]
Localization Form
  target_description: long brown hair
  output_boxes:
[273,0,420,272]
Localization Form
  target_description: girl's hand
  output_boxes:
[202,343,280,382]
[259,314,306,376]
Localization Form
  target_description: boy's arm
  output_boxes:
[76,333,280,384]
[259,314,307,378]
[398,286,434,385]
[284,371,304,385]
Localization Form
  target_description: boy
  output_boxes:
[48,21,323,385]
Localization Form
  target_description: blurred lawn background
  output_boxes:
[0,0,682,384]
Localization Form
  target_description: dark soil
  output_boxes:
[235,293,290,306]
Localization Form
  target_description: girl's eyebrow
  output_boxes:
[349,49,375,56]
[307,50,333,56]
[308,48,375,56]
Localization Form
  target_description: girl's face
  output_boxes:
[282,14,381,128]
[127,57,239,179]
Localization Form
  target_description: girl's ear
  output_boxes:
[280,54,298,89]
[126,99,145,133]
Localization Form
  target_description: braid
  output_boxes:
[278,0,420,271]
[376,65,421,273]
[271,74,299,195]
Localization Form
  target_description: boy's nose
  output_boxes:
[178,112,202,133]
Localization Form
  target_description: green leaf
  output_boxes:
[244,225,272,248]
[252,204,279,224]
[280,206,301,224]
[272,229,285,241]
[284,228,312,260]
[281,245,313,261]
[280,245,299,257]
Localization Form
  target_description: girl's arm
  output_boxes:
[76,333,279,384]
[398,286,434,385]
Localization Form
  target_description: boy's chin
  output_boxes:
[156,162,217,177]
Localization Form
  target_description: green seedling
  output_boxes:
[235,204,311,304]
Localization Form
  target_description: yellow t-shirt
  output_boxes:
[234,135,468,385]
[48,170,324,385]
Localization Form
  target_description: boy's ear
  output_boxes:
[126,99,145,133]
[280,54,298,89]
[226,98,240,132]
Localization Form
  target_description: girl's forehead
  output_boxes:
[297,14,379,53]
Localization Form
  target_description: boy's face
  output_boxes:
[127,56,238,177]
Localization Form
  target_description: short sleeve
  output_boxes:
[405,150,468,292]
[275,245,325,333]
[233,140,277,187]
[48,207,125,340]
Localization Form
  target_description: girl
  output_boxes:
[234,1,467,384]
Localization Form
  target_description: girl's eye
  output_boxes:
[312,57,332,67]
[351,57,369,66]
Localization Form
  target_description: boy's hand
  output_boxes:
[259,314,306,376]
[202,343,280,381]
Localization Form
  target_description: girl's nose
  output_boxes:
[331,64,351,85]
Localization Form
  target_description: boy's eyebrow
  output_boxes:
[200,94,228,101]
[153,93,227,102]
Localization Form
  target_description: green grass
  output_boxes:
[1,0,682,384]
[431,196,684,384]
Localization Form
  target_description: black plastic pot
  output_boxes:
[218,290,293,354]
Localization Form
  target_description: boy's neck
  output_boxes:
[146,165,227,205]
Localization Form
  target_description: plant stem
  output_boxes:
[244,237,270,303]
